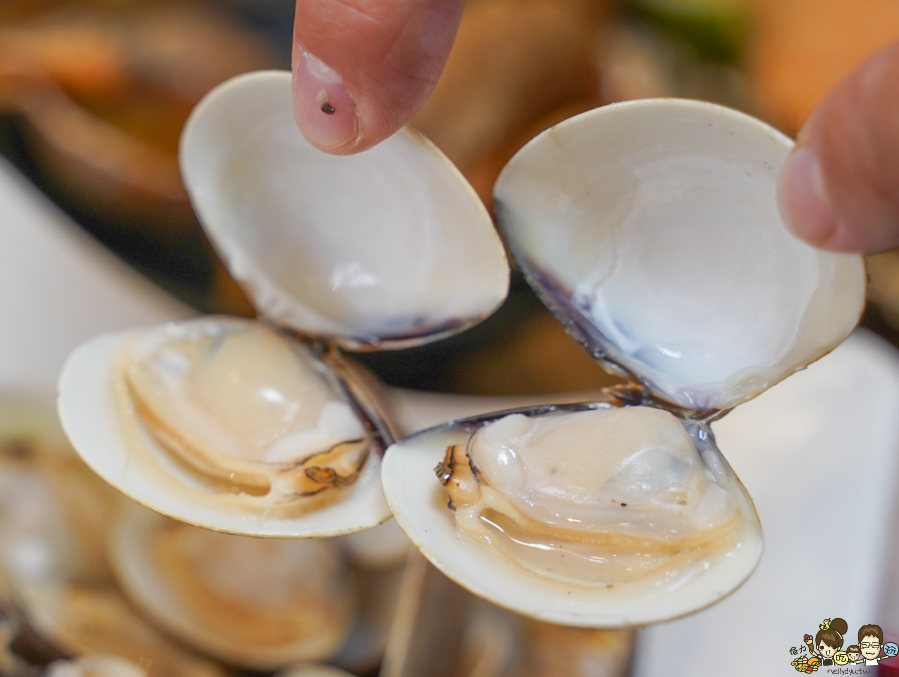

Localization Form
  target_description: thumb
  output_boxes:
[293,0,463,154]
[777,40,899,254]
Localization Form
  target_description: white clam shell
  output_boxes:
[494,99,865,412]
[381,405,763,626]
[57,326,391,537]
[108,503,354,669]
[57,69,511,537]
[181,71,509,349]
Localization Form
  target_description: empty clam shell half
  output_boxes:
[57,317,391,537]
[382,403,762,626]
[181,71,509,350]
[494,99,865,414]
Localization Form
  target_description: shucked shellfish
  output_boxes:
[57,71,509,537]
[437,406,753,589]
[382,99,866,625]
[115,319,371,510]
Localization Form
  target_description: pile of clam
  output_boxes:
[42,70,866,672]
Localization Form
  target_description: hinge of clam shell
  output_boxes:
[57,70,510,538]
[381,99,866,627]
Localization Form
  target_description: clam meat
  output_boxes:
[116,318,370,509]
[59,317,391,537]
[382,99,866,625]
[436,406,756,590]
[57,70,509,537]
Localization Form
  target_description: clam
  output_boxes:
[0,396,225,677]
[108,503,355,670]
[57,71,509,536]
[381,99,866,625]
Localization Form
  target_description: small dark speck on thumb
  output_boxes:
[316,88,336,115]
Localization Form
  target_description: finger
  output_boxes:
[777,40,899,254]
[293,0,463,154]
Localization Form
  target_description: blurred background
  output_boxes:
[0,0,899,394]
[2,2,899,677]
[1,0,898,396]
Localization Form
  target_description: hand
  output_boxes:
[292,0,464,154]
[293,5,899,254]
[777,40,899,254]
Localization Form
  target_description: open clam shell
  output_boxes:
[108,503,355,669]
[58,318,391,537]
[57,70,511,537]
[382,402,762,626]
[0,397,225,677]
[494,99,865,414]
[181,71,509,350]
[384,99,864,626]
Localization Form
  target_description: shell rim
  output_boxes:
[492,97,866,416]
[381,401,764,627]
[56,324,394,539]
[179,70,510,351]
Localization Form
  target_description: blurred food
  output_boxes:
[412,0,609,210]
[628,0,749,63]
[0,394,412,676]
[515,621,633,677]
[45,654,148,677]
[109,506,356,670]
[865,251,899,329]
[0,0,275,315]
[381,553,634,677]
[449,307,622,395]
[0,2,276,232]
[0,395,227,676]
[600,20,753,112]
[747,0,899,133]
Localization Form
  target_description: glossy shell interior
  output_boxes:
[382,402,762,626]
[57,325,392,537]
[494,99,866,413]
[57,70,512,537]
[181,71,509,350]
[382,98,865,627]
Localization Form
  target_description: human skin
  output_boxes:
[777,40,899,254]
[292,2,899,255]
[291,0,463,154]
